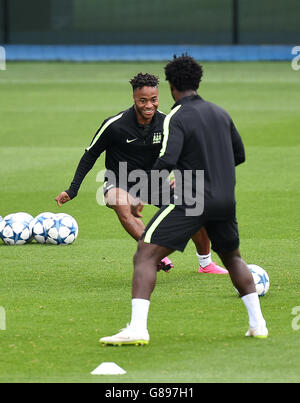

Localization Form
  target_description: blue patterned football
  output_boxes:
[0,212,34,245]
[248,264,270,296]
[46,213,79,245]
[32,212,56,244]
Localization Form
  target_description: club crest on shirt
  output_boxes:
[153,132,162,144]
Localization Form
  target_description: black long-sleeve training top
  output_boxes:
[153,95,245,216]
[66,106,166,199]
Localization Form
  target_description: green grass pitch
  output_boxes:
[0,61,300,383]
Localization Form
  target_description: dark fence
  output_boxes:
[1,0,299,45]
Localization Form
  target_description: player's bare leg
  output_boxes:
[192,227,228,274]
[132,241,174,299]
[192,227,210,254]
[218,249,254,296]
[105,187,173,272]
[218,249,268,338]
[105,187,145,241]
[99,240,173,346]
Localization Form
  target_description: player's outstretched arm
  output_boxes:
[55,191,71,207]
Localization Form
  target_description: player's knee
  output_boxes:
[134,243,145,265]
[134,241,159,265]
[105,198,130,218]
[218,248,240,262]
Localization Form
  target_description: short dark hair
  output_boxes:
[164,54,203,91]
[130,73,159,91]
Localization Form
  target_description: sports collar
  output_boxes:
[172,95,203,109]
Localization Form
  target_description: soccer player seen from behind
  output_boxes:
[55,73,226,274]
[100,55,268,346]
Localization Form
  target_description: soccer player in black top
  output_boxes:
[100,56,268,346]
[55,73,225,273]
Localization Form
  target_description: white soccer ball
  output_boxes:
[234,264,270,297]
[46,213,79,245]
[32,212,56,244]
[0,212,34,245]
[248,264,270,297]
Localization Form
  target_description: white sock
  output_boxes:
[197,252,212,268]
[241,292,266,329]
[129,298,150,332]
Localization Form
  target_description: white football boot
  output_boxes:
[245,324,268,338]
[100,325,150,346]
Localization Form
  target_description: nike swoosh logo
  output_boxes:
[126,138,138,143]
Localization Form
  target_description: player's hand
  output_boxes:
[170,178,175,189]
[55,192,71,207]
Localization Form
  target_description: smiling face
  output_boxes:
[133,86,159,125]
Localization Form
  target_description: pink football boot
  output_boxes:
[158,257,174,273]
[198,262,228,274]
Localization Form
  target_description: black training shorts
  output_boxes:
[142,204,240,253]
[103,176,174,208]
